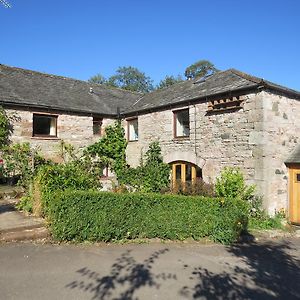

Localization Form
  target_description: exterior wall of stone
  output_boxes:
[5,108,115,161]
[126,91,290,212]
[5,89,300,214]
[259,91,300,213]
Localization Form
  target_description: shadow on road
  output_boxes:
[66,248,176,300]
[180,240,300,299]
[0,202,16,214]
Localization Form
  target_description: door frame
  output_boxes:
[288,164,300,224]
[171,161,200,187]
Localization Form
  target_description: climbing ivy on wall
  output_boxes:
[0,106,10,148]
[86,121,128,179]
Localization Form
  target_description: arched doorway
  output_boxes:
[170,161,202,187]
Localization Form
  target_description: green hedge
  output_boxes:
[47,191,248,244]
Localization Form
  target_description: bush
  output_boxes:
[47,191,248,244]
[0,106,11,148]
[33,162,102,215]
[2,142,32,186]
[169,178,215,197]
[120,142,171,192]
[215,167,255,201]
[16,194,33,213]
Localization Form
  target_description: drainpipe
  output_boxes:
[193,104,197,155]
[117,107,121,120]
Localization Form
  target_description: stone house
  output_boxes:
[1,64,300,221]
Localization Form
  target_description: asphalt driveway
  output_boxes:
[1,238,300,300]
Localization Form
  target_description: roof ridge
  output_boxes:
[0,63,142,96]
[0,63,91,85]
[228,68,262,84]
[228,68,300,95]
[89,81,143,95]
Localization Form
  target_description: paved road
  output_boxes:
[1,238,300,300]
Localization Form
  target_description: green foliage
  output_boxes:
[89,66,154,93]
[47,191,248,244]
[0,106,11,148]
[215,167,286,230]
[16,194,33,213]
[107,66,154,93]
[38,162,101,194]
[36,162,102,215]
[248,213,284,230]
[1,142,53,187]
[86,121,127,180]
[248,197,285,230]
[88,73,107,85]
[2,142,32,186]
[120,142,170,192]
[156,75,183,89]
[215,167,255,201]
[184,59,218,80]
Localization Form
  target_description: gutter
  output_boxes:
[122,84,261,117]
[0,99,118,118]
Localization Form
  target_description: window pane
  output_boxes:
[175,165,181,180]
[186,164,192,181]
[128,119,138,141]
[297,173,300,182]
[33,115,56,136]
[196,166,203,179]
[93,118,103,135]
[175,109,190,137]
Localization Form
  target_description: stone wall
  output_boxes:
[6,108,115,161]
[125,91,281,211]
[126,90,300,213]
[260,91,300,213]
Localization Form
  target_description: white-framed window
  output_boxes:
[174,109,190,137]
[127,118,138,141]
[33,114,57,137]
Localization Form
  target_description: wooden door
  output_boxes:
[289,165,300,224]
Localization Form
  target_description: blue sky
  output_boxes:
[1,0,299,90]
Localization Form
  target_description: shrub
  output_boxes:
[215,167,255,201]
[16,194,33,213]
[0,106,11,148]
[36,162,102,215]
[86,121,127,179]
[2,142,32,186]
[170,178,215,197]
[120,142,171,192]
[47,191,248,244]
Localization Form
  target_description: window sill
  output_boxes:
[31,136,61,141]
[128,140,139,142]
[173,136,190,140]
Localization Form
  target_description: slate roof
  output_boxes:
[0,64,141,116]
[126,69,300,114]
[285,144,300,164]
[1,64,299,117]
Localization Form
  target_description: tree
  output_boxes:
[0,0,11,8]
[156,75,183,90]
[88,73,107,85]
[184,60,218,80]
[107,66,153,93]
